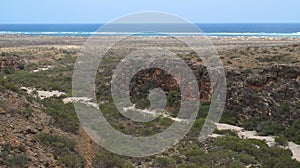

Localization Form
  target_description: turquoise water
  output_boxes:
[0,24,300,37]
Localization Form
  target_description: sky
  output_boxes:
[0,0,299,24]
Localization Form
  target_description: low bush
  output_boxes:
[274,101,291,119]
[275,135,288,146]
[37,133,86,167]
[0,75,19,93]
[0,143,29,168]
[93,151,133,168]
[41,98,79,134]
[4,67,14,74]
[153,157,176,168]
[258,121,284,136]
[22,107,33,119]
[4,153,28,168]
[285,119,300,144]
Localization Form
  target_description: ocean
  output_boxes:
[0,24,300,37]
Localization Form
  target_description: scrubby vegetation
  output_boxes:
[1,42,300,167]
[7,67,72,94]
[93,150,134,168]
[89,117,300,167]
[285,119,300,144]
[0,143,29,168]
[37,133,86,167]
[0,74,19,93]
[40,98,79,134]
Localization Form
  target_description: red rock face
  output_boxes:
[129,66,212,105]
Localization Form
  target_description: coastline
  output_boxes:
[1,34,299,71]
[1,34,300,47]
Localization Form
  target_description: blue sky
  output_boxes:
[0,0,299,24]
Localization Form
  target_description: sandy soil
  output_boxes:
[20,87,66,99]
[123,105,189,122]
[31,65,54,73]
[62,97,99,109]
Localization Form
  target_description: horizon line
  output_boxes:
[1,22,300,25]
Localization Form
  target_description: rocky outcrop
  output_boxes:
[225,65,300,126]
[0,57,21,73]
[129,62,300,128]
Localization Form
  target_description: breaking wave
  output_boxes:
[1,31,300,37]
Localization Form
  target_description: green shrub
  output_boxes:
[184,148,209,164]
[263,156,300,168]
[167,91,179,106]
[4,66,14,74]
[285,119,300,144]
[7,69,72,94]
[272,157,300,168]
[274,101,290,119]
[160,117,174,126]
[220,113,237,125]
[184,148,206,157]
[18,63,25,70]
[41,98,79,133]
[228,160,245,168]
[4,153,28,168]
[243,68,252,75]
[210,135,300,167]
[239,153,256,165]
[214,136,266,154]
[170,109,179,118]
[241,121,256,131]
[258,121,284,136]
[1,144,29,168]
[140,83,151,94]
[275,136,288,146]
[0,75,18,92]
[198,104,209,118]
[93,151,132,168]
[178,163,201,168]
[37,133,86,167]
[153,157,176,168]
[226,79,233,87]
[241,115,269,131]
[198,69,205,77]
[189,118,206,137]
[23,107,33,118]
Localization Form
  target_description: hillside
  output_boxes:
[0,35,299,167]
